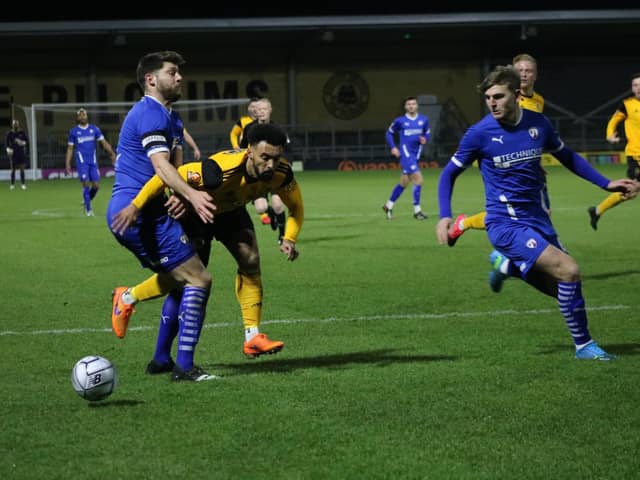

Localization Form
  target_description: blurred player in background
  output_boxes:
[229,97,260,149]
[382,96,430,220]
[65,108,117,216]
[183,127,201,161]
[588,72,640,230]
[6,119,29,190]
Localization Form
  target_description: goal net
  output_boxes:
[17,98,249,180]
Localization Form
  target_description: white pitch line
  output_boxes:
[0,304,630,337]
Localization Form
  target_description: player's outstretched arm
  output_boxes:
[279,239,299,261]
[606,178,640,199]
[150,152,216,224]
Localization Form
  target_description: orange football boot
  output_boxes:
[111,286,135,339]
[243,333,284,358]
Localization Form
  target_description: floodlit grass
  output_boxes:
[1,166,639,479]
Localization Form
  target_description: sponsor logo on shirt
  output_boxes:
[492,147,543,168]
[186,171,201,186]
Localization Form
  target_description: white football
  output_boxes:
[71,355,117,402]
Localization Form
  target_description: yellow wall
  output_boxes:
[1,65,483,131]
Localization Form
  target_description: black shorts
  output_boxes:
[10,155,27,167]
[180,207,255,266]
[627,156,640,181]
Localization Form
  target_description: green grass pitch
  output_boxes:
[1,166,639,479]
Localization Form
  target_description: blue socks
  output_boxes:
[175,286,209,371]
[413,185,422,206]
[82,186,91,211]
[557,281,591,346]
[152,291,181,365]
[389,184,405,202]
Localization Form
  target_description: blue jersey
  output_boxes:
[107,96,191,273]
[68,124,105,165]
[386,113,430,158]
[112,95,184,200]
[451,109,563,232]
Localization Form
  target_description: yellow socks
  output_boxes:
[464,211,487,230]
[131,274,175,302]
[235,272,263,329]
[596,192,625,216]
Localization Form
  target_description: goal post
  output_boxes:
[18,98,249,181]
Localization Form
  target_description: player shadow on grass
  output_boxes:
[536,342,640,357]
[213,348,456,376]
[582,269,640,281]
[297,233,362,244]
[87,399,145,408]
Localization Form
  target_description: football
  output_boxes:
[71,355,117,402]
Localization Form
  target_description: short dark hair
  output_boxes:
[477,65,520,94]
[136,51,185,90]
[245,123,288,147]
[631,72,640,83]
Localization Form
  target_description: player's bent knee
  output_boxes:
[559,262,581,283]
[239,251,260,272]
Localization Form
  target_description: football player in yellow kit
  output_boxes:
[111,123,304,368]
[588,72,640,230]
[229,97,260,149]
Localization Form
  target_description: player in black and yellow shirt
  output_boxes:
[229,97,259,149]
[240,98,288,235]
[588,72,640,230]
[111,123,304,366]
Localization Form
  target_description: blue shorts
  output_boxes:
[77,163,100,183]
[400,158,420,175]
[486,221,564,278]
[106,195,196,274]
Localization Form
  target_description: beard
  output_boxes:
[160,84,182,103]
[165,90,181,103]
[259,170,274,181]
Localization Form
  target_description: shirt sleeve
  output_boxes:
[276,177,304,243]
[606,105,626,139]
[385,119,398,149]
[131,164,191,210]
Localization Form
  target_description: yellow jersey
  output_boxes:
[229,116,255,149]
[606,96,640,157]
[519,91,544,113]
[132,149,304,242]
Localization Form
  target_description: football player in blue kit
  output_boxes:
[65,108,116,216]
[382,96,430,220]
[107,51,217,381]
[436,65,638,361]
